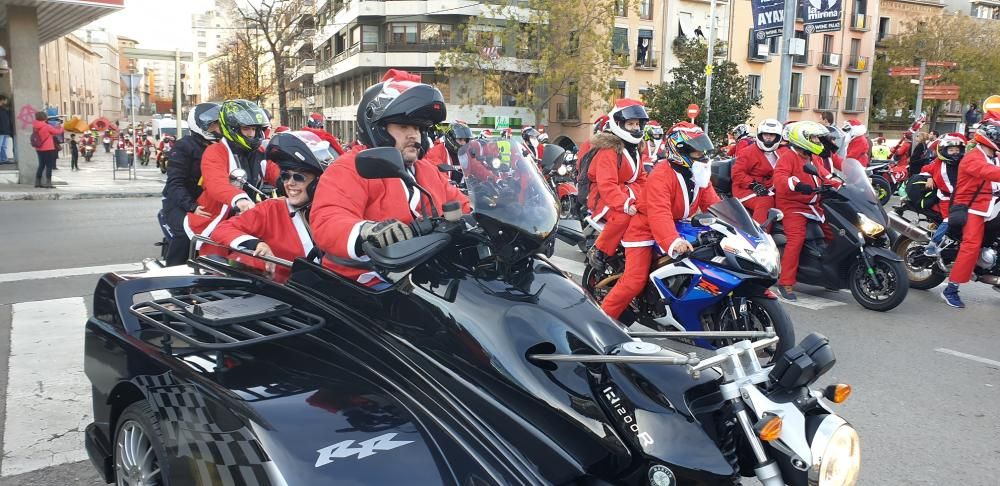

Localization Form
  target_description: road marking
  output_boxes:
[0,262,144,284]
[3,297,90,477]
[935,348,1000,369]
[548,255,586,277]
[779,292,847,310]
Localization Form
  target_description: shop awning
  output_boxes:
[0,0,124,44]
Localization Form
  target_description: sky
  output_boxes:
[87,0,211,51]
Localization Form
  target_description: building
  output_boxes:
[39,33,101,121]
[730,1,879,127]
[285,1,318,129]
[663,0,732,76]
[78,27,123,121]
[311,0,536,141]
[192,0,235,102]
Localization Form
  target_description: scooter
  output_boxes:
[770,159,909,311]
[538,144,582,219]
[82,142,95,162]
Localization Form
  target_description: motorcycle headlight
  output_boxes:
[810,417,861,486]
[557,165,568,176]
[856,213,884,237]
[752,238,781,275]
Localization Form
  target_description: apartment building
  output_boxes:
[192,1,236,103]
[39,33,101,120]
[664,0,732,76]
[285,0,318,129]
[311,0,535,141]
[78,27,122,121]
[730,0,879,126]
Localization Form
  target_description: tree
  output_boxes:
[437,0,621,125]
[872,13,1000,129]
[209,28,273,102]
[642,38,758,145]
[236,0,307,126]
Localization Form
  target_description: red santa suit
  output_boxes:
[773,149,842,287]
[732,143,787,225]
[184,141,280,247]
[310,150,471,286]
[843,120,870,167]
[726,137,754,157]
[586,132,646,255]
[210,198,318,282]
[948,146,1000,283]
[920,157,958,221]
[601,162,720,319]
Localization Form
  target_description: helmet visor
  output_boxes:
[617,104,649,122]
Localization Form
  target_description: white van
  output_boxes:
[151,118,190,140]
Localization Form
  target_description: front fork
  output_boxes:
[728,394,783,485]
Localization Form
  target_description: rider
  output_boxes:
[941,121,1000,308]
[726,123,753,157]
[425,121,472,183]
[921,134,966,257]
[641,121,665,169]
[577,115,609,159]
[585,99,649,271]
[161,102,222,266]
[310,69,470,287]
[211,131,334,281]
[521,126,543,160]
[842,119,871,167]
[185,99,279,253]
[773,121,843,301]
[732,118,784,226]
[600,122,720,320]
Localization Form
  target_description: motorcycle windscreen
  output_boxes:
[707,197,765,237]
[836,158,886,223]
[458,139,559,239]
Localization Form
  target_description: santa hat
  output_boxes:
[947,132,968,143]
[275,125,290,133]
[844,119,867,138]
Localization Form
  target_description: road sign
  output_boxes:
[923,93,960,100]
[687,104,700,120]
[889,67,921,76]
[926,61,958,68]
[494,116,510,130]
[922,74,942,81]
[983,95,1000,115]
[923,84,960,93]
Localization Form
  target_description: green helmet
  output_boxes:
[786,121,829,155]
[220,99,268,151]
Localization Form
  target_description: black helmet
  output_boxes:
[266,131,334,201]
[187,102,221,141]
[522,126,540,139]
[445,122,473,153]
[356,70,446,158]
[220,99,268,151]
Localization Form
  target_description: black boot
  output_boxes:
[42,174,54,188]
[34,176,42,188]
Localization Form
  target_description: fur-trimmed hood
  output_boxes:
[590,131,625,151]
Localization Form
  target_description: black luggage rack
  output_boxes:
[130,290,326,350]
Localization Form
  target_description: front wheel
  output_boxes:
[871,176,892,206]
[849,256,909,311]
[712,297,794,364]
[892,236,946,290]
[114,401,168,486]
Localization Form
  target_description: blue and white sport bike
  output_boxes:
[584,197,794,360]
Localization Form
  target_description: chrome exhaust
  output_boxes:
[888,211,931,243]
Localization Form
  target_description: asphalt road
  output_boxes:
[0,198,998,485]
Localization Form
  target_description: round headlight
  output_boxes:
[811,422,861,486]
[557,165,568,176]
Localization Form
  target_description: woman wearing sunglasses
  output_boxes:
[211,131,337,280]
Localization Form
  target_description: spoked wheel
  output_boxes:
[849,257,909,311]
[712,297,794,364]
[871,176,892,206]
[892,236,947,290]
[115,402,167,486]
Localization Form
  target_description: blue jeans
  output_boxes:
[931,222,949,244]
[0,134,10,162]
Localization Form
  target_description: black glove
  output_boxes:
[360,219,413,249]
[794,182,815,195]
[751,182,769,196]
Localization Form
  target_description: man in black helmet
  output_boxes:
[311,69,470,286]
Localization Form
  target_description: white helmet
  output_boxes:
[755,118,783,152]
[187,102,221,141]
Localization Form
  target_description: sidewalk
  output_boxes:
[0,150,165,201]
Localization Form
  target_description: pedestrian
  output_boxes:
[965,103,981,127]
[31,111,63,188]
[819,111,847,159]
[0,95,13,164]
[69,133,79,170]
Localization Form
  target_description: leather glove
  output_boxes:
[360,219,413,249]
[794,182,815,195]
[751,182,769,196]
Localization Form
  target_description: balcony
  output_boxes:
[557,102,580,122]
[818,51,841,70]
[816,95,839,112]
[793,50,811,67]
[790,94,810,111]
[875,33,894,47]
[748,43,770,63]
[846,55,869,72]
[843,97,867,113]
[383,40,465,53]
[850,13,871,32]
[635,49,657,70]
[612,49,631,67]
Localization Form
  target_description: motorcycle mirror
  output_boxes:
[539,144,567,171]
[356,147,410,183]
[229,169,248,188]
[802,163,820,177]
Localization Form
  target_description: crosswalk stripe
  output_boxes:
[548,255,586,277]
[0,262,144,284]
[2,297,91,477]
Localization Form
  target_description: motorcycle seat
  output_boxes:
[805,221,827,241]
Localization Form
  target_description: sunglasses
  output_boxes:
[279,171,309,183]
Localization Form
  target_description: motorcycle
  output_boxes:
[156,142,173,174]
[538,143,583,219]
[82,142,95,162]
[865,159,906,206]
[582,198,795,361]
[769,159,909,311]
[102,136,111,153]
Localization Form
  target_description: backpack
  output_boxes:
[576,148,624,206]
[30,129,44,149]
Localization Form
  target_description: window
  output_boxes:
[362,25,378,51]
[614,80,626,100]
[878,17,890,41]
[636,30,653,67]
[484,75,501,105]
[199,51,206,58]
[768,36,780,55]
[197,31,206,37]
[421,24,455,44]
[422,72,450,101]
[639,0,653,20]
[819,75,832,109]
[351,26,361,47]
[748,74,762,100]
[612,27,629,56]
[389,23,418,45]
[845,77,859,110]
[852,0,867,16]
[748,29,768,60]
[197,41,207,48]
[850,38,861,58]
[793,30,809,65]
[790,72,803,108]
[615,0,627,17]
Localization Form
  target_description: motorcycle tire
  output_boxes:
[713,297,794,364]
[892,236,947,290]
[871,176,892,206]
[848,257,909,311]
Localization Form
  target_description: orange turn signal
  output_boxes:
[755,414,783,442]
[824,384,852,404]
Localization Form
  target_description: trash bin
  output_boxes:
[114,149,131,169]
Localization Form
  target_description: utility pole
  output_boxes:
[703,0,719,136]
[914,58,927,119]
[175,49,183,124]
[776,0,798,121]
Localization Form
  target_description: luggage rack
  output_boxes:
[130,290,326,350]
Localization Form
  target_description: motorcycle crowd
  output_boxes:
[72,122,177,172]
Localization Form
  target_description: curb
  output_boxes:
[0,191,161,201]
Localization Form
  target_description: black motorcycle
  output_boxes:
[865,160,896,206]
[770,159,908,311]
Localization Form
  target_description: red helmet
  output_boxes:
[974,120,1000,151]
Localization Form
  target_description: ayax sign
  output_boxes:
[751,0,785,39]
[800,0,843,34]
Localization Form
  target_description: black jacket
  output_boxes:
[162,134,213,212]
[0,107,12,136]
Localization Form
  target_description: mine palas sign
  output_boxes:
[800,0,843,34]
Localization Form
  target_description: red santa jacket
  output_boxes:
[623,162,721,256]
[952,146,1000,220]
[726,137,754,157]
[424,141,453,166]
[892,140,911,168]
[211,198,317,281]
[774,149,841,221]
[846,136,871,167]
[184,140,279,243]
[310,150,471,285]
[586,132,645,220]
[732,144,787,202]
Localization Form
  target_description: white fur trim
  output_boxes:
[788,176,800,191]
[229,234,257,250]
[622,239,655,247]
[290,211,315,260]
[673,170,692,218]
[356,271,385,285]
[738,193,757,203]
[230,192,252,207]
[591,205,610,223]
[622,149,640,183]
[347,220,371,261]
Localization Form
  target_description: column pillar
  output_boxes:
[7,5,43,184]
